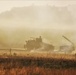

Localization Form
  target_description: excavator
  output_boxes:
[60,36,75,53]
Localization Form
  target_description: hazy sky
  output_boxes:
[0,0,76,49]
[0,0,76,13]
[0,0,76,30]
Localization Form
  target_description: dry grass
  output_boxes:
[0,66,76,75]
[0,54,76,75]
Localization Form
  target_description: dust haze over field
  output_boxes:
[0,1,76,53]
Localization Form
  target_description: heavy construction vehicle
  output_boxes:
[60,36,75,53]
[24,36,54,51]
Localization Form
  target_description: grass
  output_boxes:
[0,66,76,75]
[0,53,76,75]
[0,54,76,75]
